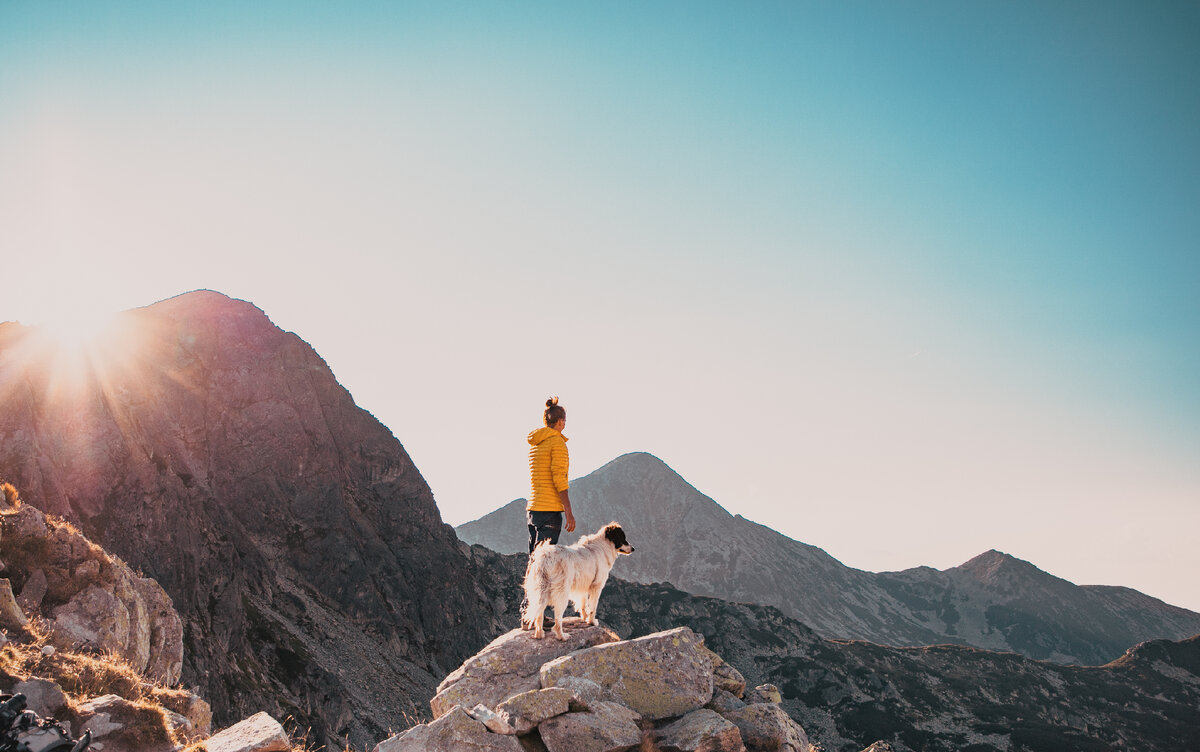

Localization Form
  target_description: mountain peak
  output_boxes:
[954,549,1056,587]
[147,289,271,325]
[601,451,672,472]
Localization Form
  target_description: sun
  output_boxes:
[35,305,120,353]
[24,302,142,393]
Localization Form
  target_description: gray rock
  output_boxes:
[13,678,67,717]
[540,627,715,720]
[548,675,606,705]
[0,579,27,630]
[78,695,127,740]
[76,695,131,742]
[75,694,179,752]
[538,701,642,752]
[131,576,184,684]
[432,622,619,719]
[467,703,514,735]
[373,705,522,752]
[16,568,47,612]
[654,708,746,752]
[859,743,895,752]
[204,711,291,752]
[52,585,131,654]
[165,710,192,735]
[721,703,811,752]
[746,684,781,704]
[170,690,214,736]
[706,689,747,715]
[492,687,577,734]
[712,659,747,699]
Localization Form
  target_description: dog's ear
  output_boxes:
[603,523,627,548]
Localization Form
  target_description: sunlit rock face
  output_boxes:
[0,290,504,750]
[457,452,1200,665]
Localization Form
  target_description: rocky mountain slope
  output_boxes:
[0,494,213,752]
[0,291,506,750]
[464,543,1200,752]
[456,451,1200,665]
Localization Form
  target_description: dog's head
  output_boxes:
[602,522,634,555]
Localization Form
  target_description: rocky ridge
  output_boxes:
[456,452,1200,665]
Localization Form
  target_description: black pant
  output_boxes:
[527,510,562,553]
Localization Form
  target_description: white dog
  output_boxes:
[523,522,635,640]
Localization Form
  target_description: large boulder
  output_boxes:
[537,700,642,752]
[76,694,177,752]
[203,711,291,752]
[13,678,68,717]
[654,708,746,752]
[491,686,581,734]
[540,626,716,720]
[721,703,811,752]
[373,705,522,752]
[431,619,619,718]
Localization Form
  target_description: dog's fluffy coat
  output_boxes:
[523,522,634,640]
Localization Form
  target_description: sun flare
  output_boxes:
[24,303,147,396]
[35,308,120,353]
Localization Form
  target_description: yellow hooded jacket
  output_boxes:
[527,426,569,512]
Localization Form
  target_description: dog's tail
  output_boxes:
[523,541,553,618]
[523,541,570,619]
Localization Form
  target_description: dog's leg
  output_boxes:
[551,593,569,641]
[588,573,611,625]
[583,585,600,625]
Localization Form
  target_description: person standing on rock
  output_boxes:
[526,396,575,552]
[521,397,576,630]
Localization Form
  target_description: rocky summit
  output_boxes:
[457,451,1200,665]
[0,290,505,749]
[376,622,819,752]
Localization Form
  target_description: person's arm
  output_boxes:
[560,489,575,533]
[552,441,574,532]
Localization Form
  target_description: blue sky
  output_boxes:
[2,2,1198,610]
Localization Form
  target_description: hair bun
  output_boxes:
[546,396,559,408]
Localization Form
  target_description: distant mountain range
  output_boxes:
[456,452,1200,665]
[465,542,1200,752]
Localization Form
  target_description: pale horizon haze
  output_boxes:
[2,2,1198,613]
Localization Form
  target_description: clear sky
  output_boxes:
[2,2,1198,612]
